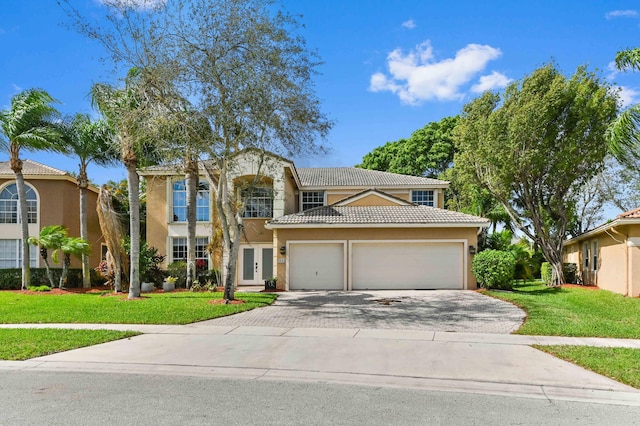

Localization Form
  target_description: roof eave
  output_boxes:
[565,218,640,244]
[265,221,490,230]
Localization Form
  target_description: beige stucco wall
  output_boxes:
[144,175,169,265]
[284,169,298,215]
[272,226,479,291]
[326,189,445,208]
[0,177,103,269]
[342,194,406,207]
[564,224,640,296]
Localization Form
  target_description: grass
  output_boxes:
[0,328,139,360]
[0,291,277,325]
[534,345,640,389]
[485,281,640,338]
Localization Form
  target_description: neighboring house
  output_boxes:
[564,208,640,297]
[140,150,489,291]
[0,160,104,270]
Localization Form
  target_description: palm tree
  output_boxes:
[0,89,63,289]
[27,225,67,288]
[91,68,161,299]
[61,114,118,288]
[57,236,90,289]
[607,48,640,168]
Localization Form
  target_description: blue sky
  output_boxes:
[1,0,639,188]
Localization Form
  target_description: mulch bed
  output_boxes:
[207,299,245,305]
[561,284,600,290]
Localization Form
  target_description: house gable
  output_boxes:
[334,189,412,207]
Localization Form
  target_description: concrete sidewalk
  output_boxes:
[2,323,640,406]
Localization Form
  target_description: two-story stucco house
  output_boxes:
[140,150,489,291]
[0,160,104,270]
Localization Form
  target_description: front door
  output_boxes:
[238,244,274,285]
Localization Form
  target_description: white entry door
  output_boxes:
[238,244,274,285]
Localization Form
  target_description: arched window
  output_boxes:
[0,183,37,224]
[172,179,210,222]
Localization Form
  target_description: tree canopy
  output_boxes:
[358,116,457,178]
[454,64,618,284]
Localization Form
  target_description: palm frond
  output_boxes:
[606,104,640,168]
[615,48,640,72]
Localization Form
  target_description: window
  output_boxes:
[171,237,210,269]
[592,241,598,272]
[172,179,210,222]
[243,187,273,218]
[0,183,37,224]
[301,191,325,211]
[412,190,435,207]
[582,243,589,269]
[0,239,37,268]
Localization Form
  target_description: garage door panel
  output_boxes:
[289,243,344,290]
[352,242,463,290]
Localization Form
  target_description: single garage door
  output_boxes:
[351,241,464,290]
[289,243,345,290]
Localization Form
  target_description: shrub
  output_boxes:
[166,261,187,288]
[541,262,553,285]
[472,250,515,290]
[563,263,577,284]
[27,285,51,292]
[197,269,220,285]
[0,268,105,290]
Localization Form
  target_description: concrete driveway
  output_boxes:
[201,290,525,334]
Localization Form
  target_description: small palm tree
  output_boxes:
[27,225,67,288]
[56,236,90,289]
[60,114,118,288]
[0,89,64,289]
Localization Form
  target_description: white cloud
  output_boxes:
[471,71,512,93]
[11,83,22,93]
[369,41,506,104]
[401,19,416,29]
[97,0,166,10]
[607,61,620,80]
[617,86,640,108]
[605,10,637,19]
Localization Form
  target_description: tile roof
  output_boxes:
[268,205,489,226]
[617,207,640,219]
[297,167,448,187]
[0,159,68,176]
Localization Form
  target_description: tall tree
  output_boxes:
[359,116,458,178]
[0,89,63,289]
[606,48,640,168]
[62,0,333,300]
[454,64,617,284]
[61,114,118,288]
[91,68,162,299]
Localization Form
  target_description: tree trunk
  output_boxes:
[40,249,56,288]
[59,253,71,289]
[79,169,91,288]
[13,165,31,290]
[126,163,141,299]
[185,160,198,289]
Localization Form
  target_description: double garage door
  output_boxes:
[288,241,464,290]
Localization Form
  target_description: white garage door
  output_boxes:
[289,243,345,290]
[351,242,464,290]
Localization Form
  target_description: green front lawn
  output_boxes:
[535,345,640,389]
[485,281,640,339]
[0,291,277,324]
[0,328,139,360]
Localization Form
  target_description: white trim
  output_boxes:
[266,222,489,230]
[566,218,640,244]
[410,189,436,207]
[285,240,348,291]
[326,189,408,195]
[347,239,468,290]
[334,190,411,207]
[0,180,40,226]
[302,184,449,191]
[299,189,327,212]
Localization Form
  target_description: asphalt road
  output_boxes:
[1,371,639,426]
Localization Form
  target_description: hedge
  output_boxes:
[0,268,106,290]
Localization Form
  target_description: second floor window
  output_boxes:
[172,179,210,222]
[412,190,434,207]
[0,183,37,224]
[243,187,273,218]
[302,191,325,211]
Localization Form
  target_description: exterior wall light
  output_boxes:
[280,246,286,255]
[469,245,476,255]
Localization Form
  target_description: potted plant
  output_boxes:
[163,276,177,292]
[264,276,277,290]
[141,281,155,293]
